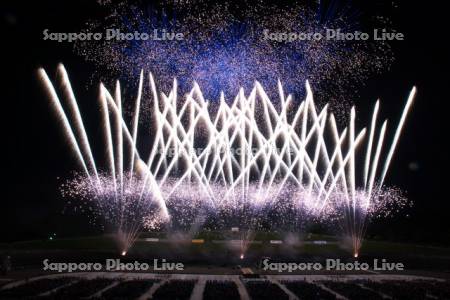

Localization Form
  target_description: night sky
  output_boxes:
[2,0,449,244]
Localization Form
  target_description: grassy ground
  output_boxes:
[1,232,450,273]
[2,231,450,258]
[361,240,450,257]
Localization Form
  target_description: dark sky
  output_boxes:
[2,0,449,243]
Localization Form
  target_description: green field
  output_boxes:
[2,231,450,259]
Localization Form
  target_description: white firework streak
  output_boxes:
[39,65,415,256]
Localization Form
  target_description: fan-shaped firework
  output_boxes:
[39,64,414,256]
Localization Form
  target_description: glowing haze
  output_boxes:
[39,64,415,256]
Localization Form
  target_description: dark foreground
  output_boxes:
[1,273,450,299]
[1,234,450,299]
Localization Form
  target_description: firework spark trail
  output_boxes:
[99,84,117,191]
[57,64,100,185]
[114,81,124,192]
[364,100,379,190]
[129,70,143,184]
[40,65,415,255]
[379,87,417,187]
[38,69,92,183]
[368,121,388,199]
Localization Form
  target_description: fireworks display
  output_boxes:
[39,64,414,256]
[74,0,394,117]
